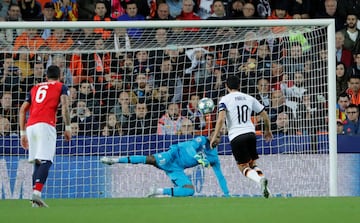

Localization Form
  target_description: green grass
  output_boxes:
[1,197,359,223]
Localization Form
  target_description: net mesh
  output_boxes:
[0,22,331,198]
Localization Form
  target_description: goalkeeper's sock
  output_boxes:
[118,156,146,164]
[243,167,261,183]
[252,165,264,177]
[33,160,52,192]
[163,187,195,197]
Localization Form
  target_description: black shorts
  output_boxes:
[230,132,258,164]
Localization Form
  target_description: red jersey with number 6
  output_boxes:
[25,81,69,127]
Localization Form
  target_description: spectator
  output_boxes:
[110,0,125,19]
[240,2,257,19]
[110,91,134,124]
[113,27,131,51]
[20,61,45,97]
[336,62,348,97]
[37,2,56,40]
[157,103,186,135]
[224,44,241,75]
[93,0,114,40]
[339,11,360,53]
[343,103,360,135]
[337,0,360,24]
[255,77,271,109]
[315,0,345,31]
[151,2,174,20]
[283,42,305,74]
[240,31,258,64]
[85,34,111,90]
[268,90,295,130]
[238,56,258,95]
[335,31,353,68]
[346,64,360,106]
[68,86,78,108]
[0,3,24,47]
[204,65,226,105]
[133,50,153,75]
[70,100,99,136]
[118,57,135,90]
[117,0,145,40]
[0,92,18,132]
[178,117,195,135]
[151,56,177,95]
[46,28,74,51]
[102,112,122,136]
[19,0,42,21]
[70,122,79,136]
[283,71,307,104]
[176,0,201,32]
[256,40,272,78]
[207,0,228,20]
[13,28,45,59]
[0,54,15,85]
[0,116,11,136]
[273,111,290,135]
[130,73,153,105]
[336,92,350,122]
[78,80,101,115]
[51,54,73,87]
[149,85,171,119]
[122,101,157,135]
[14,46,33,78]
[53,0,78,21]
[99,72,124,110]
[229,0,244,18]
[267,2,292,33]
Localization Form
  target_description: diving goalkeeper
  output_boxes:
[100,132,229,197]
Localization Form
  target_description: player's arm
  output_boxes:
[259,110,273,142]
[210,109,226,148]
[61,94,71,141]
[19,101,30,149]
[211,159,230,197]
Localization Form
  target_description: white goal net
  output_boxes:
[0,20,337,199]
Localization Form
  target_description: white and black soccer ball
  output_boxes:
[197,97,215,114]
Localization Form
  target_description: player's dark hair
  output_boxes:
[226,75,240,90]
[46,65,60,80]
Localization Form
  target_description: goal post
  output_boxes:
[0,19,337,198]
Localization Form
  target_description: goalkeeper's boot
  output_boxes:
[260,178,270,198]
[31,193,49,208]
[100,157,118,165]
[146,187,159,198]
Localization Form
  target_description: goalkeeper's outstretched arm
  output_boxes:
[211,161,230,197]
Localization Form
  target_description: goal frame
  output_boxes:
[1,19,337,196]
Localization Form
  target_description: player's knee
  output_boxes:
[146,155,156,165]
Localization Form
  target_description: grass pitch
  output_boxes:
[1,197,359,223]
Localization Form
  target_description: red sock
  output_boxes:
[34,182,44,192]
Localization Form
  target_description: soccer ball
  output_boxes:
[197,97,215,114]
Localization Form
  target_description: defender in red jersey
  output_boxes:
[19,65,71,207]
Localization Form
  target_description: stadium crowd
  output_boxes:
[0,0,359,137]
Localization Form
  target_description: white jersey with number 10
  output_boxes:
[218,92,265,141]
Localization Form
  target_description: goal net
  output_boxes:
[0,20,337,199]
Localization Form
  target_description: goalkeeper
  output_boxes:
[100,132,229,197]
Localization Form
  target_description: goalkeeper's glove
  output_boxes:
[194,154,210,168]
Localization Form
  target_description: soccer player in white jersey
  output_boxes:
[210,75,273,198]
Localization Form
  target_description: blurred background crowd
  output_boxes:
[0,0,359,138]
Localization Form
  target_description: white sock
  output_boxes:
[156,188,164,195]
[243,167,262,184]
[33,190,41,197]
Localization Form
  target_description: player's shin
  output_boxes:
[163,187,195,197]
[118,155,146,164]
